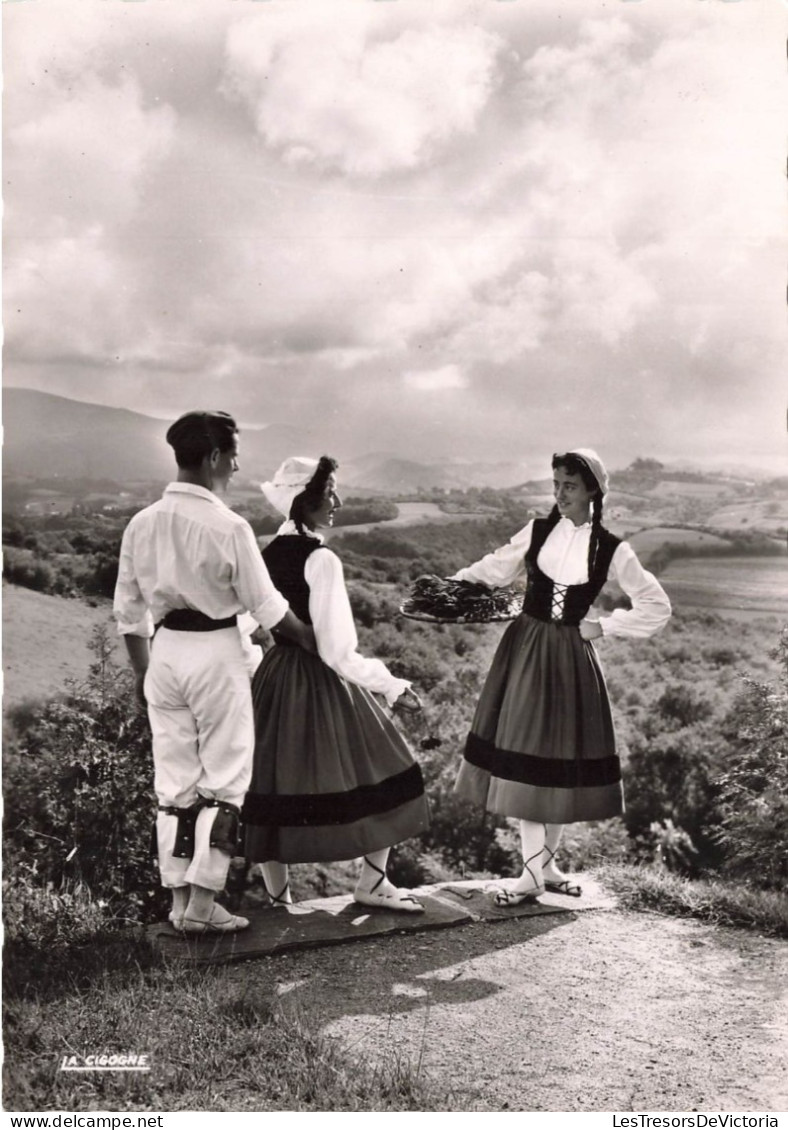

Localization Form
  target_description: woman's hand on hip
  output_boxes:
[299,624,318,653]
[579,618,603,641]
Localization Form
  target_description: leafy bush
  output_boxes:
[623,727,720,864]
[3,547,56,592]
[2,866,113,953]
[418,789,511,877]
[2,542,120,598]
[649,818,699,875]
[714,629,788,889]
[654,684,715,729]
[346,582,401,628]
[3,625,164,922]
[558,817,634,870]
[388,845,455,887]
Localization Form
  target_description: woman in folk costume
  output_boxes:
[242,456,429,912]
[452,449,671,905]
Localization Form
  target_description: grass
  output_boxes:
[3,932,455,1113]
[599,863,788,939]
[628,527,732,555]
[6,859,787,1112]
[659,557,788,615]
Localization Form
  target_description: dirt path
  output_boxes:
[228,905,788,1112]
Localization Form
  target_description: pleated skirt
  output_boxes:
[242,645,429,863]
[454,614,623,823]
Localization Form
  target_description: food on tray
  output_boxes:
[400,575,523,623]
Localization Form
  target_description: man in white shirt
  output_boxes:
[114,410,314,935]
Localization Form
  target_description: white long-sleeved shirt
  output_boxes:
[452,517,671,639]
[277,521,410,707]
[113,482,289,639]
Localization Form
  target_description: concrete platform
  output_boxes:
[147,877,615,966]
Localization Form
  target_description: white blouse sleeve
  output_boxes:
[450,521,533,588]
[599,542,672,639]
[306,548,411,707]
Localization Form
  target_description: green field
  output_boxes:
[324,501,490,538]
[628,527,732,558]
[650,480,728,498]
[706,500,788,534]
[660,556,788,616]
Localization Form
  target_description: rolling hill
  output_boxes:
[3,388,535,490]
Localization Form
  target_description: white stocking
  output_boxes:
[261,861,292,905]
[355,848,393,895]
[542,823,567,882]
[512,820,545,894]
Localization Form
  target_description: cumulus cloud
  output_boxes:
[402,365,468,392]
[6,228,119,360]
[223,10,501,176]
[7,74,176,231]
[3,0,785,468]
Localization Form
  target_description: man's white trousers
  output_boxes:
[145,626,254,891]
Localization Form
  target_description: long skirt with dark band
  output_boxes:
[242,645,429,863]
[454,614,623,824]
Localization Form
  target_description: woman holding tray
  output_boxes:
[450,448,671,905]
[242,455,429,912]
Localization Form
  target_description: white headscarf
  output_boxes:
[260,456,319,517]
[564,448,609,496]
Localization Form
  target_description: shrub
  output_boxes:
[421,792,511,876]
[558,817,634,870]
[654,684,714,729]
[2,547,56,592]
[86,551,120,598]
[649,818,700,875]
[347,582,400,628]
[623,727,720,862]
[388,846,454,886]
[3,624,164,922]
[2,866,113,954]
[714,629,788,889]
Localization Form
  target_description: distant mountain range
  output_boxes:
[3,389,174,481]
[2,388,535,490]
[339,454,533,492]
[4,388,782,492]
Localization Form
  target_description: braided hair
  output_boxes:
[550,452,605,582]
[290,455,339,534]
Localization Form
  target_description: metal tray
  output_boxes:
[399,603,522,625]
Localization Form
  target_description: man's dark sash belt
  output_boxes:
[158,609,238,632]
[157,798,241,857]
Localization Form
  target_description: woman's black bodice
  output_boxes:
[521,518,620,627]
[262,535,326,625]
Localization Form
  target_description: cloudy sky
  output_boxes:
[4,0,786,473]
